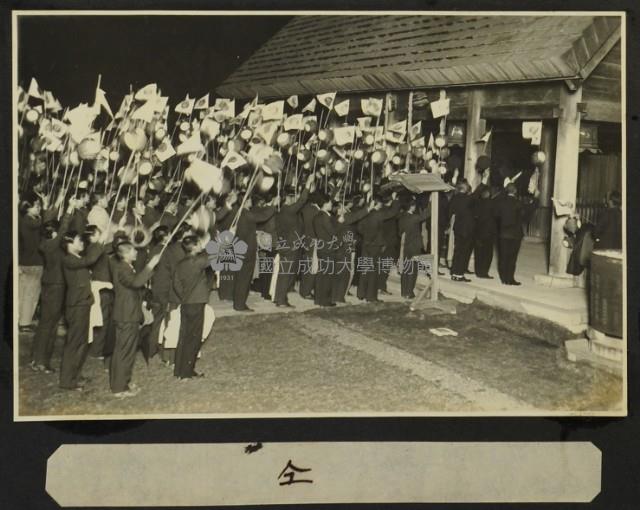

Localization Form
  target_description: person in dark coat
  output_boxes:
[397,200,427,298]
[377,194,401,295]
[255,195,278,300]
[494,183,537,285]
[472,187,497,279]
[145,225,170,361]
[593,190,622,250]
[313,194,338,307]
[59,232,105,390]
[69,189,90,234]
[448,182,476,282]
[172,235,211,379]
[298,194,321,299]
[332,199,370,303]
[18,194,43,331]
[30,205,73,373]
[109,241,160,396]
[273,175,315,307]
[357,192,400,303]
[227,197,276,311]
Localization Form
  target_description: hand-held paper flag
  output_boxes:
[284,113,304,131]
[409,121,422,141]
[221,150,248,170]
[334,99,350,117]
[430,98,450,119]
[287,95,299,109]
[388,120,407,135]
[176,132,204,155]
[478,129,492,143]
[155,138,176,162]
[361,97,383,117]
[28,78,43,99]
[214,98,236,119]
[317,92,337,109]
[93,88,114,118]
[200,118,221,139]
[134,83,158,102]
[302,98,317,113]
[254,120,280,145]
[261,100,285,122]
[131,101,155,123]
[333,126,356,146]
[194,93,210,110]
[522,121,542,145]
[175,96,196,116]
[185,159,224,194]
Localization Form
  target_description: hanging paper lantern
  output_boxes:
[277,132,293,149]
[122,128,148,153]
[94,157,109,172]
[304,118,318,133]
[25,108,40,124]
[69,150,80,167]
[363,133,376,146]
[428,159,439,172]
[303,161,312,171]
[371,149,387,164]
[240,129,253,142]
[297,148,311,162]
[138,158,153,176]
[391,154,403,167]
[334,159,348,174]
[118,165,137,185]
[318,128,333,144]
[532,150,547,166]
[353,148,365,160]
[227,139,245,153]
[154,127,166,141]
[316,148,330,162]
[438,163,448,175]
[361,182,371,193]
[109,150,120,162]
[257,174,275,192]
[184,160,224,194]
[439,147,451,160]
[179,121,190,132]
[434,134,447,148]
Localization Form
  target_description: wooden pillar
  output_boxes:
[463,89,486,190]
[549,85,582,277]
[538,120,556,209]
[430,191,439,301]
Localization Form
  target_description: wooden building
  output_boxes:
[217,15,622,282]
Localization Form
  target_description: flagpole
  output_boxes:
[157,190,207,259]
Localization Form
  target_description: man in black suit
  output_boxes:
[298,193,321,299]
[397,200,428,298]
[377,194,401,295]
[494,183,537,285]
[109,242,160,397]
[313,194,338,307]
[273,174,315,307]
[472,187,497,279]
[173,235,211,380]
[357,192,400,303]
[59,231,105,391]
[448,181,476,282]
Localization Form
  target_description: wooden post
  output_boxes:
[549,85,582,278]
[405,91,413,172]
[430,191,439,301]
[463,88,486,190]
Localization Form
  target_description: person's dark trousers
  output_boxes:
[498,238,522,283]
[148,301,167,359]
[474,236,495,277]
[174,303,205,378]
[275,250,299,305]
[400,260,419,297]
[377,244,399,292]
[59,305,91,389]
[233,249,256,310]
[89,288,113,358]
[331,255,350,303]
[109,321,140,393]
[218,270,234,301]
[31,283,65,368]
[359,245,382,301]
[299,246,315,298]
[258,250,275,299]
[451,234,473,276]
[314,254,335,306]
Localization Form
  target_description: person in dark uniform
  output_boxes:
[332,199,371,303]
[229,196,276,311]
[313,194,338,307]
[377,194,401,295]
[69,189,90,234]
[472,187,497,279]
[357,192,400,303]
[273,174,315,307]
[173,235,211,379]
[59,231,105,391]
[146,225,170,361]
[30,203,74,373]
[593,190,622,250]
[255,195,278,300]
[109,241,160,397]
[494,183,537,285]
[142,191,162,229]
[18,194,43,332]
[83,224,114,360]
[397,200,427,298]
[298,192,321,299]
[448,181,476,282]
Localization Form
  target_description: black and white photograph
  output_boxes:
[13,10,626,419]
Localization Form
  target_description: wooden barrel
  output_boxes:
[589,250,623,338]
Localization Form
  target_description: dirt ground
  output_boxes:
[16,299,623,417]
